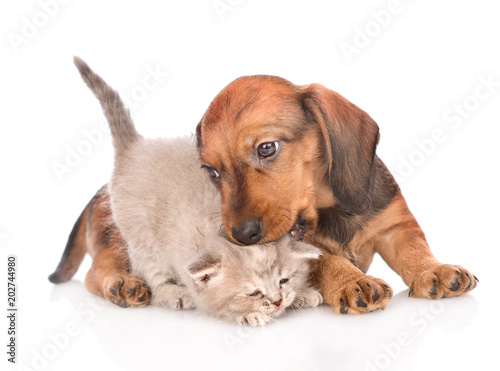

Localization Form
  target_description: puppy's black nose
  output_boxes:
[231,220,263,245]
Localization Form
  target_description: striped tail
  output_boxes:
[73,56,140,153]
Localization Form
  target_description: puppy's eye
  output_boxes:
[279,278,289,285]
[249,290,262,297]
[202,165,220,180]
[257,141,280,158]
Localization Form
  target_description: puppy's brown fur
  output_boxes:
[49,186,151,308]
[196,76,478,314]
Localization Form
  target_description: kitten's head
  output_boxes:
[186,236,321,324]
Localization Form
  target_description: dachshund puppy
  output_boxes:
[196,75,478,314]
[52,67,478,315]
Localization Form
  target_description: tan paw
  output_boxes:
[239,312,273,326]
[152,284,195,310]
[103,275,152,308]
[292,288,323,309]
[409,264,478,299]
[326,275,393,315]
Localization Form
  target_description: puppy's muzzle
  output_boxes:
[231,219,263,245]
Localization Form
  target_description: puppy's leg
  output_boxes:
[81,187,152,308]
[375,193,478,299]
[311,254,393,315]
[84,246,152,308]
[48,185,151,308]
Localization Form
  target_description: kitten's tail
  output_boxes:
[73,56,140,152]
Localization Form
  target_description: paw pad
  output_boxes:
[105,276,152,308]
[326,275,392,315]
[409,264,478,299]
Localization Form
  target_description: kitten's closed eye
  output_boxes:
[279,278,289,285]
[249,290,262,297]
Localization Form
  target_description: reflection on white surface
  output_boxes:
[12,279,479,371]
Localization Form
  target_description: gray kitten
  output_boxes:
[74,57,323,326]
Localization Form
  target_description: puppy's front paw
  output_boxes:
[239,312,272,327]
[408,264,478,299]
[292,288,323,308]
[324,275,392,315]
[103,275,152,308]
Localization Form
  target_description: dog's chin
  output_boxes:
[289,214,308,241]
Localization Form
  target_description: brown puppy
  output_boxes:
[196,75,478,314]
[52,73,477,314]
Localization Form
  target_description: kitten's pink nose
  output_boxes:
[273,299,282,307]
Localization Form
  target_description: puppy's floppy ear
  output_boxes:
[301,83,380,213]
[187,252,221,285]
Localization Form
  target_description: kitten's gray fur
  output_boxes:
[74,57,323,326]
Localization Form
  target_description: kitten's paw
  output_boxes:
[239,312,272,327]
[408,264,478,299]
[172,292,195,310]
[152,284,195,310]
[292,288,324,308]
[103,275,152,308]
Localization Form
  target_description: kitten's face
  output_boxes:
[187,237,320,323]
[226,248,305,318]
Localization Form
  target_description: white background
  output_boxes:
[1,1,499,370]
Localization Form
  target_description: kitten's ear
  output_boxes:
[290,242,322,260]
[187,253,222,285]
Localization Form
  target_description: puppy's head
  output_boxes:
[197,75,379,245]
